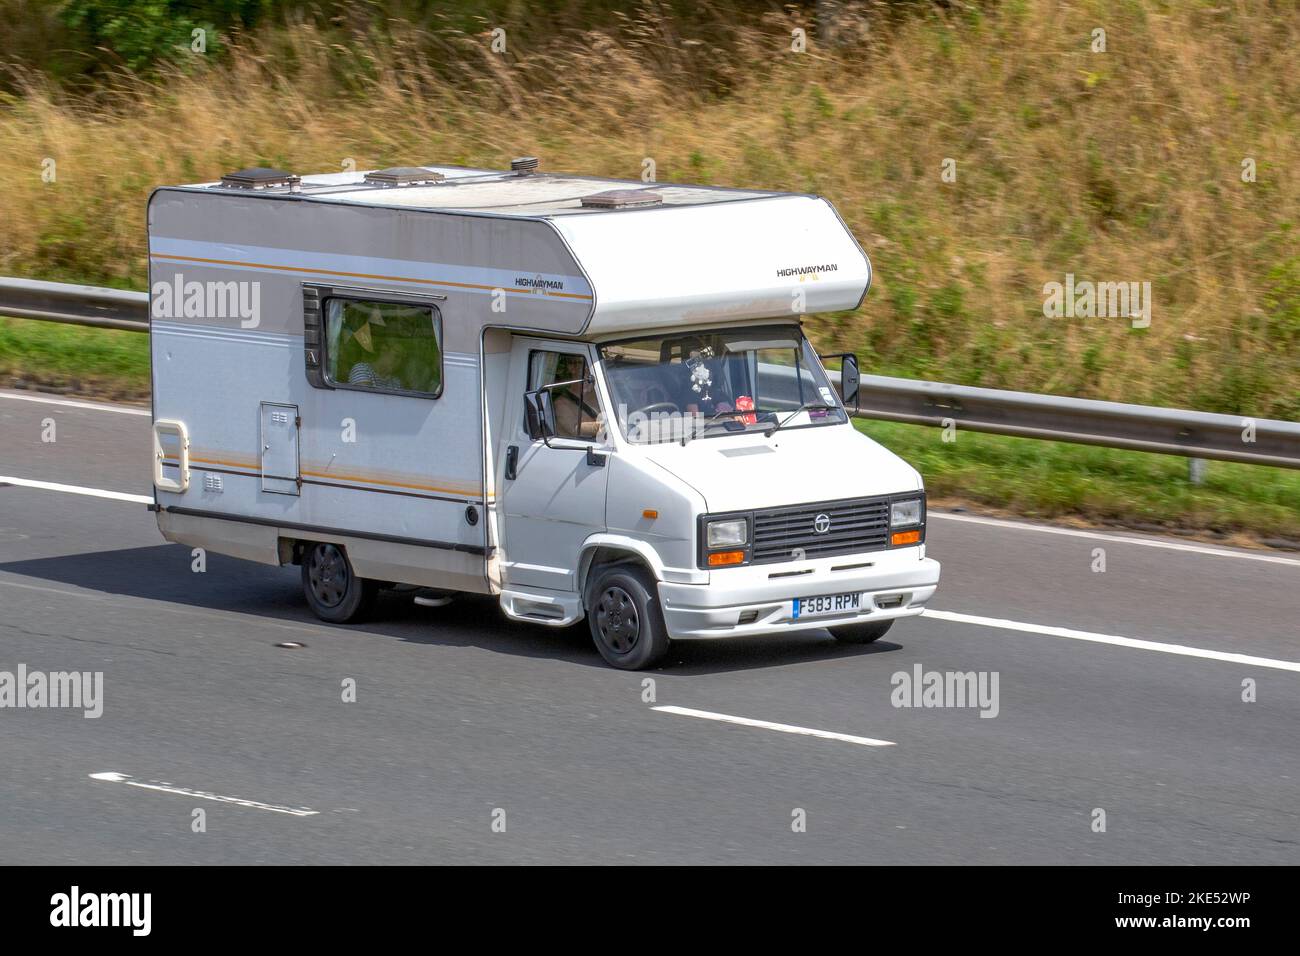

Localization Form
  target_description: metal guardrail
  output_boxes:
[849,374,1300,470]
[2,277,1298,469]
[0,277,149,332]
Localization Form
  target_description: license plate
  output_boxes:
[793,591,862,619]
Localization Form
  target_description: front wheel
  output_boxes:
[829,619,894,644]
[301,542,379,623]
[586,564,670,670]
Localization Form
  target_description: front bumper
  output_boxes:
[658,547,940,640]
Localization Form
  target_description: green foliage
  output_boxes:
[59,0,276,73]
[45,1,778,78]
[0,317,150,401]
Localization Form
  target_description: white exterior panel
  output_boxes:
[553,195,871,336]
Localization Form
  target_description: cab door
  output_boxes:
[497,338,609,592]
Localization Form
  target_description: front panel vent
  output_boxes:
[301,285,326,389]
[751,496,892,564]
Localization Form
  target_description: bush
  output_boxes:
[58,0,277,74]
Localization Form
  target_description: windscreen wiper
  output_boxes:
[681,406,749,445]
[763,402,836,437]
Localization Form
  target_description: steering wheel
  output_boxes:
[632,401,680,418]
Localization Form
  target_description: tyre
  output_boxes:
[829,619,894,644]
[301,542,379,624]
[586,563,670,670]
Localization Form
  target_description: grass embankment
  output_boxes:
[0,0,1295,540]
[0,316,149,401]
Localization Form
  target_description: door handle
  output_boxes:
[505,444,518,480]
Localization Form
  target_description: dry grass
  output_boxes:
[0,0,1296,416]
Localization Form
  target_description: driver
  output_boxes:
[547,355,602,439]
[619,370,680,440]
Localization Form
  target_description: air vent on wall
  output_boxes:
[580,189,663,209]
[219,168,298,190]
[363,167,447,187]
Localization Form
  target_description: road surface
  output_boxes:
[1,389,1297,864]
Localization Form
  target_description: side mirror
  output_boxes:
[820,352,861,410]
[524,389,556,440]
[840,353,860,409]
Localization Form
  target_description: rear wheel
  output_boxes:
[829,619,894,644]
[301,542,379,623]
[587,564,670,670]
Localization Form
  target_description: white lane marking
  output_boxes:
[89,772,318,817]
[924,609,1300,673]
[929,511,1300,567]
[0,390,150,416]
[0,475,150,504]
[653,705,895,747]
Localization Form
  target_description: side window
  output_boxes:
[324,297,443,397]
[528,350,600,440]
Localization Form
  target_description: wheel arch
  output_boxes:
[577,535,664,607]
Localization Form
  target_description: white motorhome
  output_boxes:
[147,160,940,669]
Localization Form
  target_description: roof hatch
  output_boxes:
[580,189,664,210]
[363,167,447,187]
[219,167,298,190]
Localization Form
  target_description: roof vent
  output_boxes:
[510,156,540,175]
[580,189,664,209]
[219,167,297,190]
[363,166,447,187]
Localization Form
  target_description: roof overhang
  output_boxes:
[550,195,871,337]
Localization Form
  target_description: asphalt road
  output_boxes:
[1,388,1298,864]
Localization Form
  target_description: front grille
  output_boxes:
[751,496,892,564]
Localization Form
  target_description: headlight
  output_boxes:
[890,499,923,527]
[706,518,748,548]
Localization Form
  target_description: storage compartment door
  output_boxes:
[259,402,300,495]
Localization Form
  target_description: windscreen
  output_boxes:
[599,325,846,443]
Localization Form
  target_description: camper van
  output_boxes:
[147,160,940,669]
